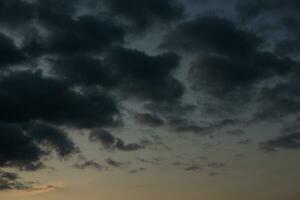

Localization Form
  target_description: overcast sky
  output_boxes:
[1,0,300,200]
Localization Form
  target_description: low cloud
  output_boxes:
[89,129,144,151]
[260,132,300,151]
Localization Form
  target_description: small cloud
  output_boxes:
[128,168,146,174]
[227,129,246,136]
[209,172,219,177]
[89,129,145,151]
[207,162,226,169]
[74,160,106,171]
[238,139,253,145]
[260,132,300,151]
[105,158,125,168]
[184,165,202,172]
[135,113,165,127]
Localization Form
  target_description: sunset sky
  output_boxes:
[1,0,300,200]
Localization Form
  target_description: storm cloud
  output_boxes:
[0,121,77,171]
[162,16,294,103]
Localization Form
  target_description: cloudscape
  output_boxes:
[0,0,300,200]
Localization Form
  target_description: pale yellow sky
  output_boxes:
[1,128,300,200]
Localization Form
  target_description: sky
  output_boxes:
[1,0,300,199]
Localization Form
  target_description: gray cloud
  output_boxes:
[260,132,300,151]
[89,129,144,151]
[135,113,165,127]
[74,160,105,171]
[0,170,33,191]
[104,0,184,31]
[105,158,124,168]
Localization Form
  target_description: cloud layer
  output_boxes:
[1,0,300,190]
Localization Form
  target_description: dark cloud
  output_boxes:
[172,124,206,134]
[89,129,144,151]
[1,0,300,190]
[207,119,240,130]
[209,172,219,176]
[0,122,77,171]
[0,33,24,68]
[238,139,253,145]
[144,102,197,116]
[89,129,116,149]
[25,16,124,56]
[115,138,143,151]
[135,113,165,127]
[275,38,300,57]
[137,135,170,151]
[184,165,202,172]
[260,132,300,151]
[26,122,78,157]
[0,170,33,191]
[0,0,188,178]
[103,47,184,103]
[234,154,246,159]
[51,55,115,87]
[161,16,262,55]
[227,129,246,136]
[236,0,280,21]
[74,160,105,171]
[0,70,119,128]
[0,170,58,191]
[128,167,146,174]
[136,156,165,166]
[162,15,296,120]
[235,0,300,57]
[189,52,293,100]
[167,116,207,134]
[236,0,300,23]
[280,124,300,135]
[0,0,33,27]
[0,171,18,181]
[253,79,300,122]
[207,162,226,169]
[35,0,77,19]
[105,158,124,168]
[166,117,240,135]
[104,0,184,31]
[8,0,125,57]
[0,123,44,170]
[47,46,184,108]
